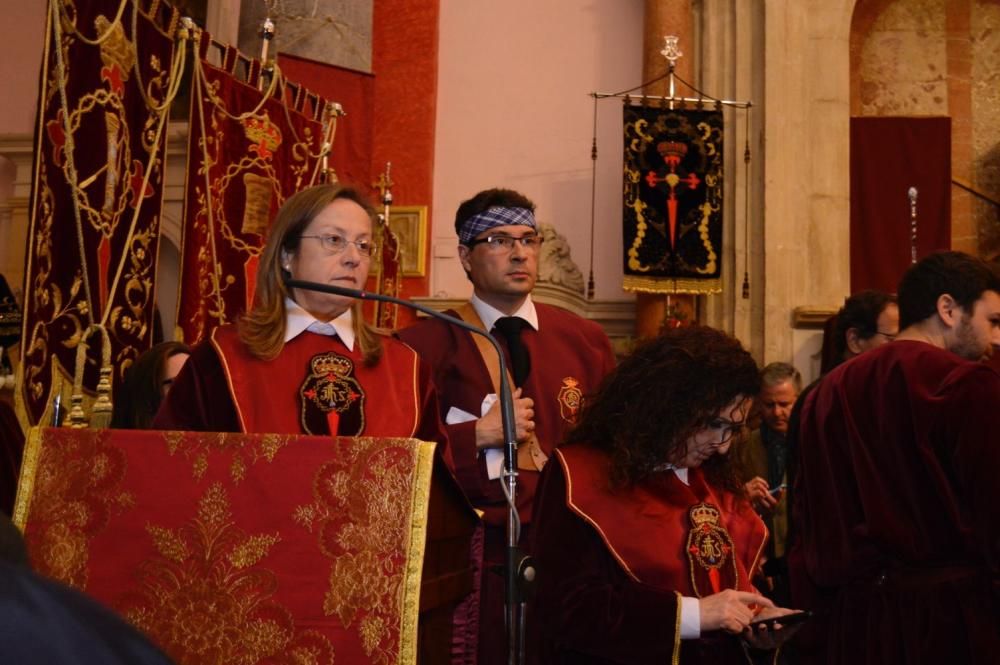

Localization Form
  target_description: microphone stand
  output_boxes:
[285,278,531,665]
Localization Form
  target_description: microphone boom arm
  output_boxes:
[284,277,526,664]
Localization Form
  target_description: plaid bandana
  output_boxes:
[458,206,536,245]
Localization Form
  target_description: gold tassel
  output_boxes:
[68,324,114,429]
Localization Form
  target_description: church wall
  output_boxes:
[852,0,1000,257]
[760,0,855,376]
[430,0,644,303]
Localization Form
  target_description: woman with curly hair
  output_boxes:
[528,326,798,664]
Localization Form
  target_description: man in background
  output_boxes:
[792,251,1000,664]
[734,362,801,604]
[398,187,616,665]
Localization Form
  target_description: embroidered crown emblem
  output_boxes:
[244,116,282,158]
[96,16,136,76]
[689,503,721,527]
[311,354,351,377]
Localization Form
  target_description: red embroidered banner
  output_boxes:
[15,427,435,665]
[374,216,403,329]
[176,42,327,344]
[17,1,179,427]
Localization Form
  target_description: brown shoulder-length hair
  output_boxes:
[565,325,760,492]
[110,341,191,429]
[238,183,384,365]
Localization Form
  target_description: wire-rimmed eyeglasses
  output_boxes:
[300,234,378,257]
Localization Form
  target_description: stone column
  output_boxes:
[637,0,696,339]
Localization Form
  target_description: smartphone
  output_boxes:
[749,610,812,630]
[768,483,787,496]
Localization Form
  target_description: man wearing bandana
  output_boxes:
[398,188,616,664]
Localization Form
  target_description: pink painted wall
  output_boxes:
[0,3,46,135]
[431,1,644,300]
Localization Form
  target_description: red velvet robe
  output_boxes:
[397,302,616,527]
[397,302,616,665]
[790,341,1000,665]
[152,326,448,451]
[528,445,767,665]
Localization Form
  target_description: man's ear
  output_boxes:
[936,293,961,328]
[457,244,472,273]
[845,327,864,355]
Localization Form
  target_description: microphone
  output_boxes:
[283,277,517,503]
[283,276,531,662]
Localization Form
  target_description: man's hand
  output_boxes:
[474,388,535,450]
[699,589,774,634]
[745,476,779,512]
[742,606,804,649]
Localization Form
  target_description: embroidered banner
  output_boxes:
[374,216,403,329]
[622,104,724,294]
[176,42,327,344]
[15,428,435,665]
[17,1,180,427]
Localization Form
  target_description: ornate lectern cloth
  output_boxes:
[15,427,434,665]
[18,1,178,426]
[622,104,724,295]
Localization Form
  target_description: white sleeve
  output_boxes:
[679,596,701,639]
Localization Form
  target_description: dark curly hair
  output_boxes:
[565,326,759,491]
[832,290,897,361]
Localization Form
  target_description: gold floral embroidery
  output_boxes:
[294,437,422,665]
[122,482,334,664]
[22,428,133,587]
[162,431,293,482]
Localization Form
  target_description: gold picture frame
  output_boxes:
[386,205,428,277]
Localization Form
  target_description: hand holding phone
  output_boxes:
[749,609,812,630]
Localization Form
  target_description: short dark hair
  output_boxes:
[454,188,536,243]
[897,251,1000,329]
[833,290,897,359]
[566,325,759,491]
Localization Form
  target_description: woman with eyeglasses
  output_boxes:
[153,184,447,447]
[528,326,800,665]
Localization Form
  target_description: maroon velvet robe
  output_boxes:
[790,340,1000,665]
[397,302,615,527]
[397,302,616,665]
[528,445,767,665]
[152,326,448,451]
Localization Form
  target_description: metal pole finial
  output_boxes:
[660,36,682,68]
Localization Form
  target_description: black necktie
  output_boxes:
[493,317,531,387]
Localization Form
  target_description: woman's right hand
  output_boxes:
[699,589,774,633]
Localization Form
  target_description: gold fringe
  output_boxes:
[397,439,436,665]
[12,427,44,530]
[623,275,722,295]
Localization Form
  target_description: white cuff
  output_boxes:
[679,596,700,639]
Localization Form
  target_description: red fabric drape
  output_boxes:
[16,427,435,665]
[850,117,951,293]
[277,54,374,192]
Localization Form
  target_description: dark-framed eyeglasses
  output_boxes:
[466,234,544,253]
[705,417,748,444]
[299,234,377,257]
